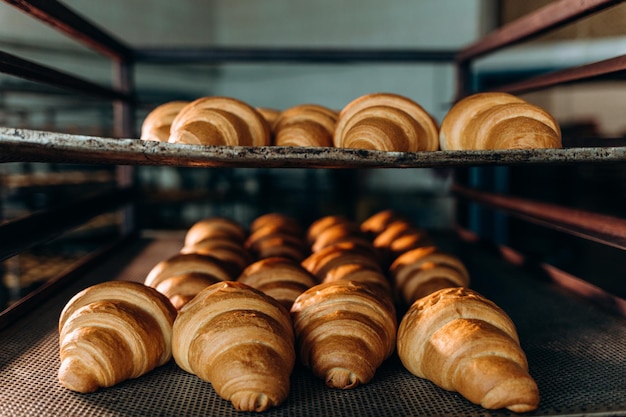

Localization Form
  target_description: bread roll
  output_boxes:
[140,100,189,142]
[334,93,439,152]
[58,281,177,393]
[172,281,295,412]
[439,92,561,150]
[397,287,539,413]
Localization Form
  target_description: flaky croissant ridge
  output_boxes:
[58,281,177,393]
[290,281,397,390]
[397,287,539,413]
[172,281,295,412]
[440,91,561,150]
[334,93,439,152]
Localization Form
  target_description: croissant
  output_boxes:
[360,209,404,237]
[321,263,392,295]
[439,91,561,150]
[301,241,382,282]
[397,287,539,413]
[144,253,232,307]
[306,215,360,246]
[153,272,223,310]
[58,281,177,393]
[140,100,189,142]
[274,104,338,147]
[169,96,271,146]
[389,246,470,305]
[246,226,309,262]
[172,281,295,412]
[290,281,397,389]
[237,256,317,310]
[250,213,303,237]
[334,93,439,152]
[184,216,248,247]
[373,219,432,264]
[181,237,252,277]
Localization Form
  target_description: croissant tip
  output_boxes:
[325,368,360,389]
[58,358,100,393]
[480,378,540,413]
[231,391,273,412]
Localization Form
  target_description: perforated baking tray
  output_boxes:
[1,234,624,417]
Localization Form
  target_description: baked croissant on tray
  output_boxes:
[58,281,177,393]
[172,281,295,412]
[397,287,539,413]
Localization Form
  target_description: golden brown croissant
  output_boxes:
[360,209,404,237]
[290,281,397,389]
[140,100,189,142]
[181,237,252,277]
[250,212,303,237]
[439,91,561,150]
[153,272,223,310]
[184,216,248,247]
[273,104,338,147]
[301,241,382,282]
[256,107,281,130]
[246,226,308,262]
[237,256,317,310]
[144,253,232,308]
[58,281,177,393]
[397,287,539,413]
[172,281,295,412]
[306,215,360,246]
[169,96,271,146]
[321,263,392,295]
[334,93,439,152]
[389,246,470,305]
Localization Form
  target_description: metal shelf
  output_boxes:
[0,127,625,169]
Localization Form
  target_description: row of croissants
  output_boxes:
[58,210,540,414]
[140,91,562,151]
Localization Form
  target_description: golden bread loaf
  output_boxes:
[334,93,439,152]
[290,281,397,389]
[169,96,271,146]
[439,92,561,150]
[172,281,295,412]
[58,281,177,393]
[237,256,317,310]
[140,100,189,142]
[397,287,539,413]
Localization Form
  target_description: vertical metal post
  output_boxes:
[113,58,135,236]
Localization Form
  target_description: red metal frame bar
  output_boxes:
[456,227,626,317]
[2,0,133,61]
[452,183,626,251]
[457,0,623,63]
[0,50,131,101]
[491,54,626,95]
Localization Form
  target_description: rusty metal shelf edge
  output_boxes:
[0,127,625,169]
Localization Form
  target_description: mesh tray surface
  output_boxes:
[1,236,625,417]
